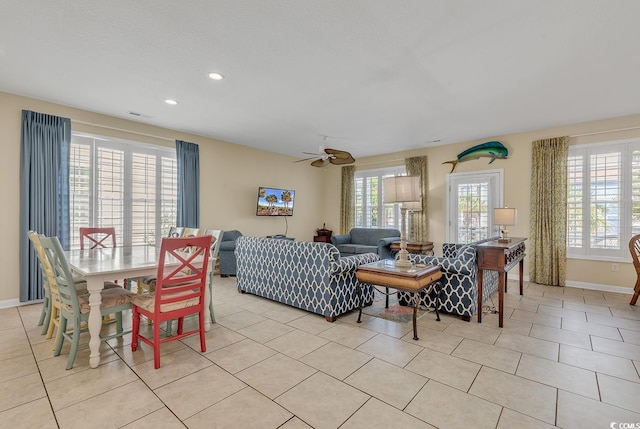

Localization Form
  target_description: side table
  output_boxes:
[476,237,526,327]
[356,260,442,340]
[313,235,331,243]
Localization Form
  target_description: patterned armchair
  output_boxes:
[236,236,379,321]
[397,237,500,321]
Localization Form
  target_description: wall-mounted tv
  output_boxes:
[256,187,295,216]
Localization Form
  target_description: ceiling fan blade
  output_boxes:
[302,152,322,156]
[329,154,355,165]
[294,156,319,163]
[311,158,330,167]
[324,148,353,159]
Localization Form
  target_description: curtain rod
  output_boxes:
[570,126,640,138]
[71,119,175,142]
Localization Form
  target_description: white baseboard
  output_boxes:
[506,273,633,295]
[0,299,32,309]
[563,280,633,295]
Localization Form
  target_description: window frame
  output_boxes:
[567,138,640,261]
[354,165,407,229]
[68,132,177,250]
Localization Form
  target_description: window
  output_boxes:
[69,133,177,249]
[567,139,640,260]
[446,170,503,243]
[354,166,406,229]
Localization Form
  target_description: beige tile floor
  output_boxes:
[2,277,640,428]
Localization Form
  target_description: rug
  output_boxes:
[361,290,427,324]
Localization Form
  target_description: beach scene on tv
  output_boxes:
[256,187,295,216]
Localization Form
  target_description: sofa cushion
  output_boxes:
[355,245,377,254]
[349,228,400,246]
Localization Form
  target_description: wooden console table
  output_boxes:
[390,241,434,255]
[476,237,526,327]
[356,260,442,340]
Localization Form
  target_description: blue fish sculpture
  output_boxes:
[442,141,508,173]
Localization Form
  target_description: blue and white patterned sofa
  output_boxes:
[397,237,500,321]
[235,236,379,322]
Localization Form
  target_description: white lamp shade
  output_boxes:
[383,176,420,204]
[494,207,517,226]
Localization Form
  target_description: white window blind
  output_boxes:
[69,133,177,249]
[567,139,640,260]
[354,166,406,229]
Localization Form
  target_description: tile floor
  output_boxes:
[2,277,640,428]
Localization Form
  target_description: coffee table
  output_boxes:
[356,260,442,340]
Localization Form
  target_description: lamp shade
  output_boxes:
[383,176,420,204]
[494,207,517,226]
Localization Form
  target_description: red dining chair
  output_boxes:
[79,227,116,249]
[130,235,212,368]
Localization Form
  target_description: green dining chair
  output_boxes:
[40,235,137,370]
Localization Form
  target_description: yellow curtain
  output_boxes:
[530,136,568,286]
[405,156,428,242]
[340,165,355,234]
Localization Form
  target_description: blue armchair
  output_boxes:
[219,230,243,277]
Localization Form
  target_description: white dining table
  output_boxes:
[65,245,212,368]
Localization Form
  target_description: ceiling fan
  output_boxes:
[295,138,355,168]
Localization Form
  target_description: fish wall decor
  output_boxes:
[442,141,508,173]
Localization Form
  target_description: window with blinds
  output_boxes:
[354,166,406,229]
[567,139,640,260]
[69,133,177,249]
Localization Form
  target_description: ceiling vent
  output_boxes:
[127,111,153,119]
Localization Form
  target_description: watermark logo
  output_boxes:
[610,423,640,429]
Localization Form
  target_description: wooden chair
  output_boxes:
[40,235,136,369]
[630,234,640,305]
[79,227,116,249]
[27,231,55,335]
[130,235,212,368]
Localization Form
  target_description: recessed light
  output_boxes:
[208,72,224,80]
[165,99,178,105]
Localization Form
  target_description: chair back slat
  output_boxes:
[79,227,116,249]
[154,235,212,315]
[40,235,81,315]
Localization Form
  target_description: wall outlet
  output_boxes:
[611,263,619,272]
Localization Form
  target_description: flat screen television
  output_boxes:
[256,186,295,216]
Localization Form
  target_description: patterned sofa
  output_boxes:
[235,236,379,322]
[398,237,500,321]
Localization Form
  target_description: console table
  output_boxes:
[390,241,434,255]
[356,260,442,340]
[476,237,526,327]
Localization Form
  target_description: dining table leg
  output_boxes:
[86,277,105,368]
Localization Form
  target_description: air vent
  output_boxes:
[127,111,153,119]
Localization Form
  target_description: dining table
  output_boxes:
[65,244,213,368]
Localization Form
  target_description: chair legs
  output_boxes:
[631,276,640,305]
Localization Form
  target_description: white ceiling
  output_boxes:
[2,0,640,159]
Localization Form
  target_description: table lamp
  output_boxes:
[403,200,422,242]
[494,207,517,243]
[383,176,420,267]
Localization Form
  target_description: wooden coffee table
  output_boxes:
[356,260,442,340]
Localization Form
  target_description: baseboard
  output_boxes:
[506,273,633,295]
[563,280,633,295]
[0,298,35,309]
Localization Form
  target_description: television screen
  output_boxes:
[256,187,295,216]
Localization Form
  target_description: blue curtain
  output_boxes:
[176,140,200,228]
[19,110,71,302]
